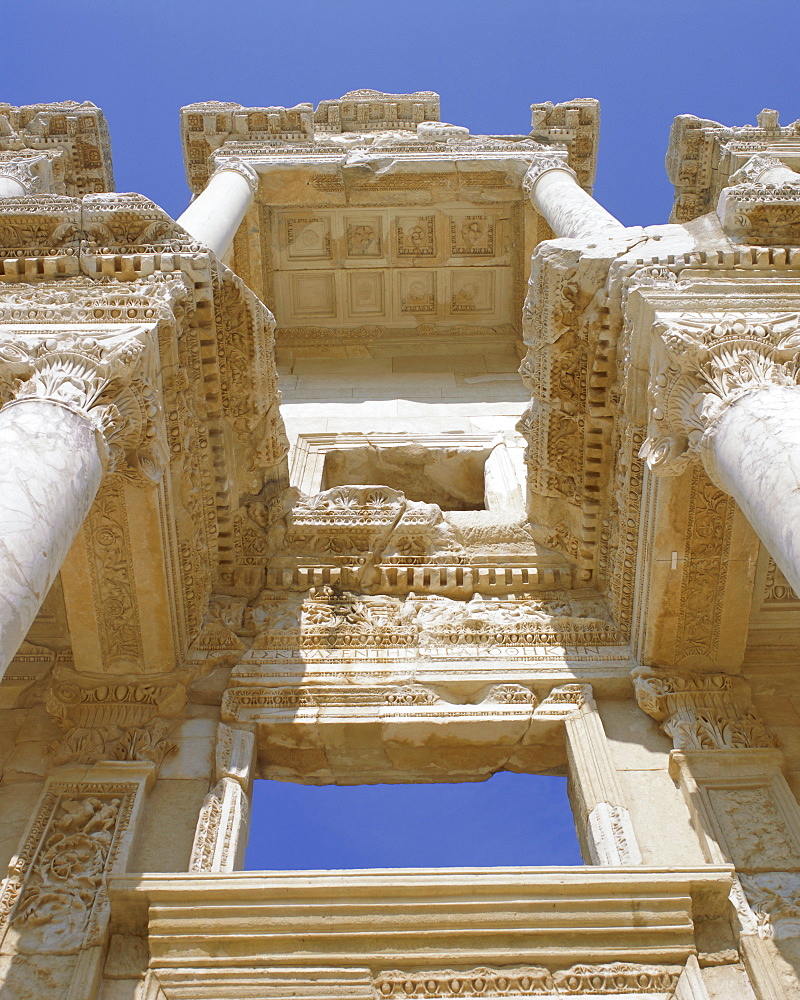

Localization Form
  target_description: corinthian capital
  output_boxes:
[0,325,167,481]
[0,150,58,195]
[632,668,775,751]
[639,313,800,475]
[522,154,577,195]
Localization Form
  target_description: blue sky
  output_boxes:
[6,1,798,869]
[5,1,800,225]
[245,773,582,869]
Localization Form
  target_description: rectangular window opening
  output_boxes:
[243,771,583,871]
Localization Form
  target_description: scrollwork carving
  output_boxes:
[0,782,138,955]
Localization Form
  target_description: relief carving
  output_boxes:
[0,783,138,955]
[640,313,800,478]
[740,872,800,939]
[45,665,186,766]
[0,323,167,481]
[709,787,799,870]
[632,669,776,751]
[243,588,617,652]
[373,963,680,997]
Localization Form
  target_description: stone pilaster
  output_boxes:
[634,668,800,999]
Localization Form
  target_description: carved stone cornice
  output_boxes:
[639,313,800,478]
[0,324,167,482]
[717,172,800,244]
[0,99,114,196]
[666,107,800,222]
[530,98,600,191]
[632,668,776,751]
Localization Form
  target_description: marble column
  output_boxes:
[705,385,800,597]
[641,314,800,598]
[523,157,625,241]
[0,400,104,671]
[177,158,259,259]
[0,326,161,677]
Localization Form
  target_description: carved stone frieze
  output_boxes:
[239,587,618,653]
[373,963,681,996]
[640,313,800,478]
[632,669,776,751]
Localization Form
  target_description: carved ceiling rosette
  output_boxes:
[639,313,800,480]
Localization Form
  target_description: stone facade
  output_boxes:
[0,90,799,998]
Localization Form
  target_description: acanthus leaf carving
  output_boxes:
[0,324,168,482]
[632,668,776,751]
[45,665,186,767]
[740,872,800,939]
[640,313,800,477]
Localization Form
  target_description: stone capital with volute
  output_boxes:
[0,150,59,197]
[637,311,800,596]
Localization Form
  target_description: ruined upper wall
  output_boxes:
[0,100,114,196]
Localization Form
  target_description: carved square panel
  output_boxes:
[450,269,495,313]
[345,216,383,259]
[450,212,495,256]
[285,216,332,261]
[347,271,384,316]
[396,215,436,257]
[289,273,337,318]
[398,270,437,314]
